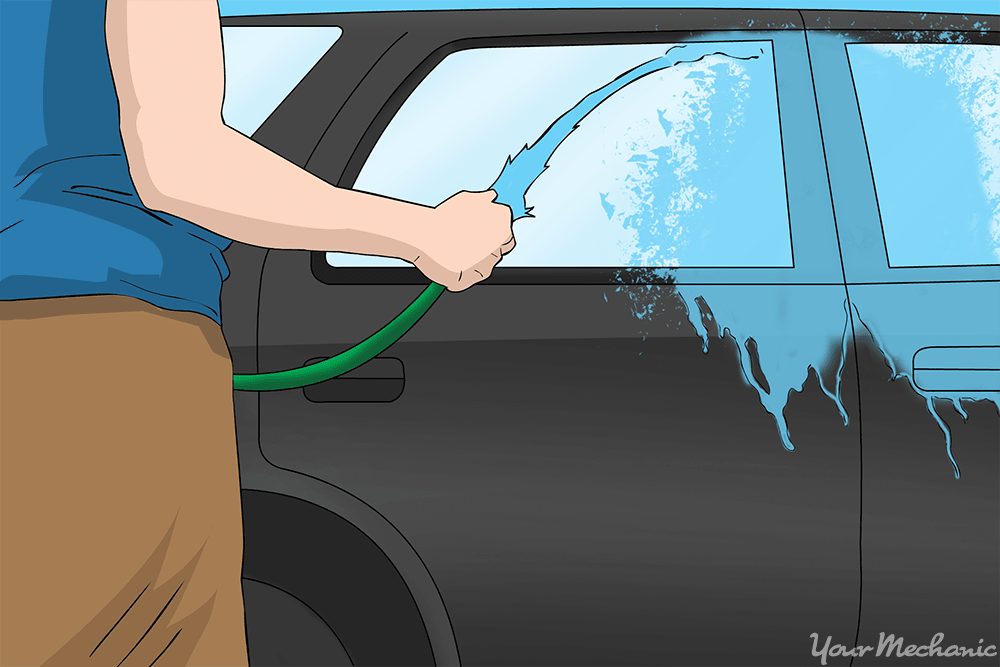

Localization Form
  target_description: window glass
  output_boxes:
[334,40,791,268]
[847,43,1000,267]
[221,26,343,137]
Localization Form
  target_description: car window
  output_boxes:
[221,26,343,137]
[334,40,791,269]
[846,42,1000,268]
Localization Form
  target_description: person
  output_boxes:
[0,0,514,664]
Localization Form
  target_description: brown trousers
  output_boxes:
[1,296,248,666]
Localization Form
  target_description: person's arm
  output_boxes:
[105,0,513,291]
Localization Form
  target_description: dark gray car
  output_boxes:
[218,8,999,666]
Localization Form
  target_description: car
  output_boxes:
[216,7,999,666]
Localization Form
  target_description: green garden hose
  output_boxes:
[232,282,445,392]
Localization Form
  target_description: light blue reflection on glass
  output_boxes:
[221,26,343,137]
[847,43,1000,267]
[341,40,789,268]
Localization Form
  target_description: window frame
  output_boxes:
[310,27,846,287]
[804,24,1000,286]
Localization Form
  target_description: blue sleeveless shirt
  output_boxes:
[1,0,232,326]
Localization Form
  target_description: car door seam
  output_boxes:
[800,13,866,665]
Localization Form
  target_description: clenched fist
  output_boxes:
[412,190,515,292]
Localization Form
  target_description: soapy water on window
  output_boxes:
[847,42,1000,266]
[351,41,999,478]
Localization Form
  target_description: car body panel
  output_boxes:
[251,11,862,666]
[218,8,998,666]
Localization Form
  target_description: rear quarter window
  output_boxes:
[846,42,1000,268]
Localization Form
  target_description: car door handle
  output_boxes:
[302,356,405,403]
[912,346,1000,392]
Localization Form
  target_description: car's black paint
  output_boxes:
[241,489,435,665]
[219,8,999,666]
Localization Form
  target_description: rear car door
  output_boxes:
[223,9,864,665]
[805,11,999,663]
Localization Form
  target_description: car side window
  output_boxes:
[221,26,344,137]
[333,40,792,269]
[846,42,1000,268]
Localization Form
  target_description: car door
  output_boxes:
[222,9,864,666]
[805,11,1000,664]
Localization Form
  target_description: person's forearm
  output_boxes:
[136,120,429,260]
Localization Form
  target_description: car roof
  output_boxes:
[219,0,999,18]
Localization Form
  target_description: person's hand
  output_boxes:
[412,190,515,292]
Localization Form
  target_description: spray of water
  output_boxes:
[490,44,761,221]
